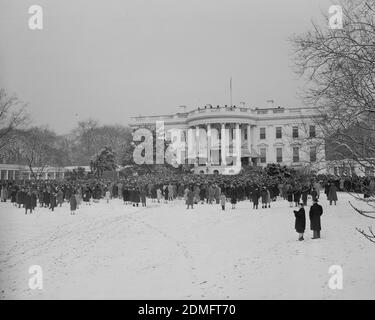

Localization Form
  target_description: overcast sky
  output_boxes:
[0,0,334,134]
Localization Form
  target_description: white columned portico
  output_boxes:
[221,123,226,166]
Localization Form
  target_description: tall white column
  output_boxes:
[247,124,251,160]
[221,123,226,166]
[195,125,199,167]
[235,123,241,167]
[207,124,211,166]
[187,127,196,165]
[5,170,8,180]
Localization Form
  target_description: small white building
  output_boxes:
[0,164,90,181]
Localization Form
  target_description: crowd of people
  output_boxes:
[0,169,374,239]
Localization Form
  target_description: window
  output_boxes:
[260,148,267,163]
[244,129,248,140]
[260,128,266,140]
[309,125,316,138]
[292,126,299,139]
[310,146,317,163]
[276,148,283,163]
[293,147,299,163]
[276,127,282,139]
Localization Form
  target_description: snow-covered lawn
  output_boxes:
[0,192,374,300]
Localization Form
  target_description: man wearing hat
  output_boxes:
[309,199,323,239]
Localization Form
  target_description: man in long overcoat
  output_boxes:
[294,203,306,241]
[309,199,323,239]
[328,184,338,205]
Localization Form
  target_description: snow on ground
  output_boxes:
[0,192,374,300]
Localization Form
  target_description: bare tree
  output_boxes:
[17,127,60,179]
[72,119,99,159]
[291,0,375,242]
[70,120,132,165]
[0,89,29,152]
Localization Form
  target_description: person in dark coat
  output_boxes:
[112,184,118,198]
[122,187,128,204]
[49,191,57,212]
[31,190,37,211]
[286,186,293,207]
[293,187,301,207]
[70,194,77,215]
[16,189,25,208]
[24,191,33,214]
[164,185,169,203]
[43,189,50,207]
[230,186,237,209]
[301,185,309,206]
[199,186,206,204]
[140,187,147,207]
[11,188,17,206]
[251,187,260,209]
[260,187,268,209]
[151,185,157,202]
[309,199,323,239]
[328,184,338,205]
[133,188,140,207]
[324,183,330,200]
[65,187,72,202]
[294,203,306,241]
[57,189,64,207]
[186,188,194,209]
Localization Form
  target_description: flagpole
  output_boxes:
[230,77,232,107]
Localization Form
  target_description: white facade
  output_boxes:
[0,164,90,181]
[130,105,327,174]
[326,159,375,177]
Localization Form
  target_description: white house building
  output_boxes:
[130,104,326,175]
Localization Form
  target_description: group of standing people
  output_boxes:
[0,173,372,242]
[293,199,324,241]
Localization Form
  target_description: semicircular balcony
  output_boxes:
[186,106,257,127]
